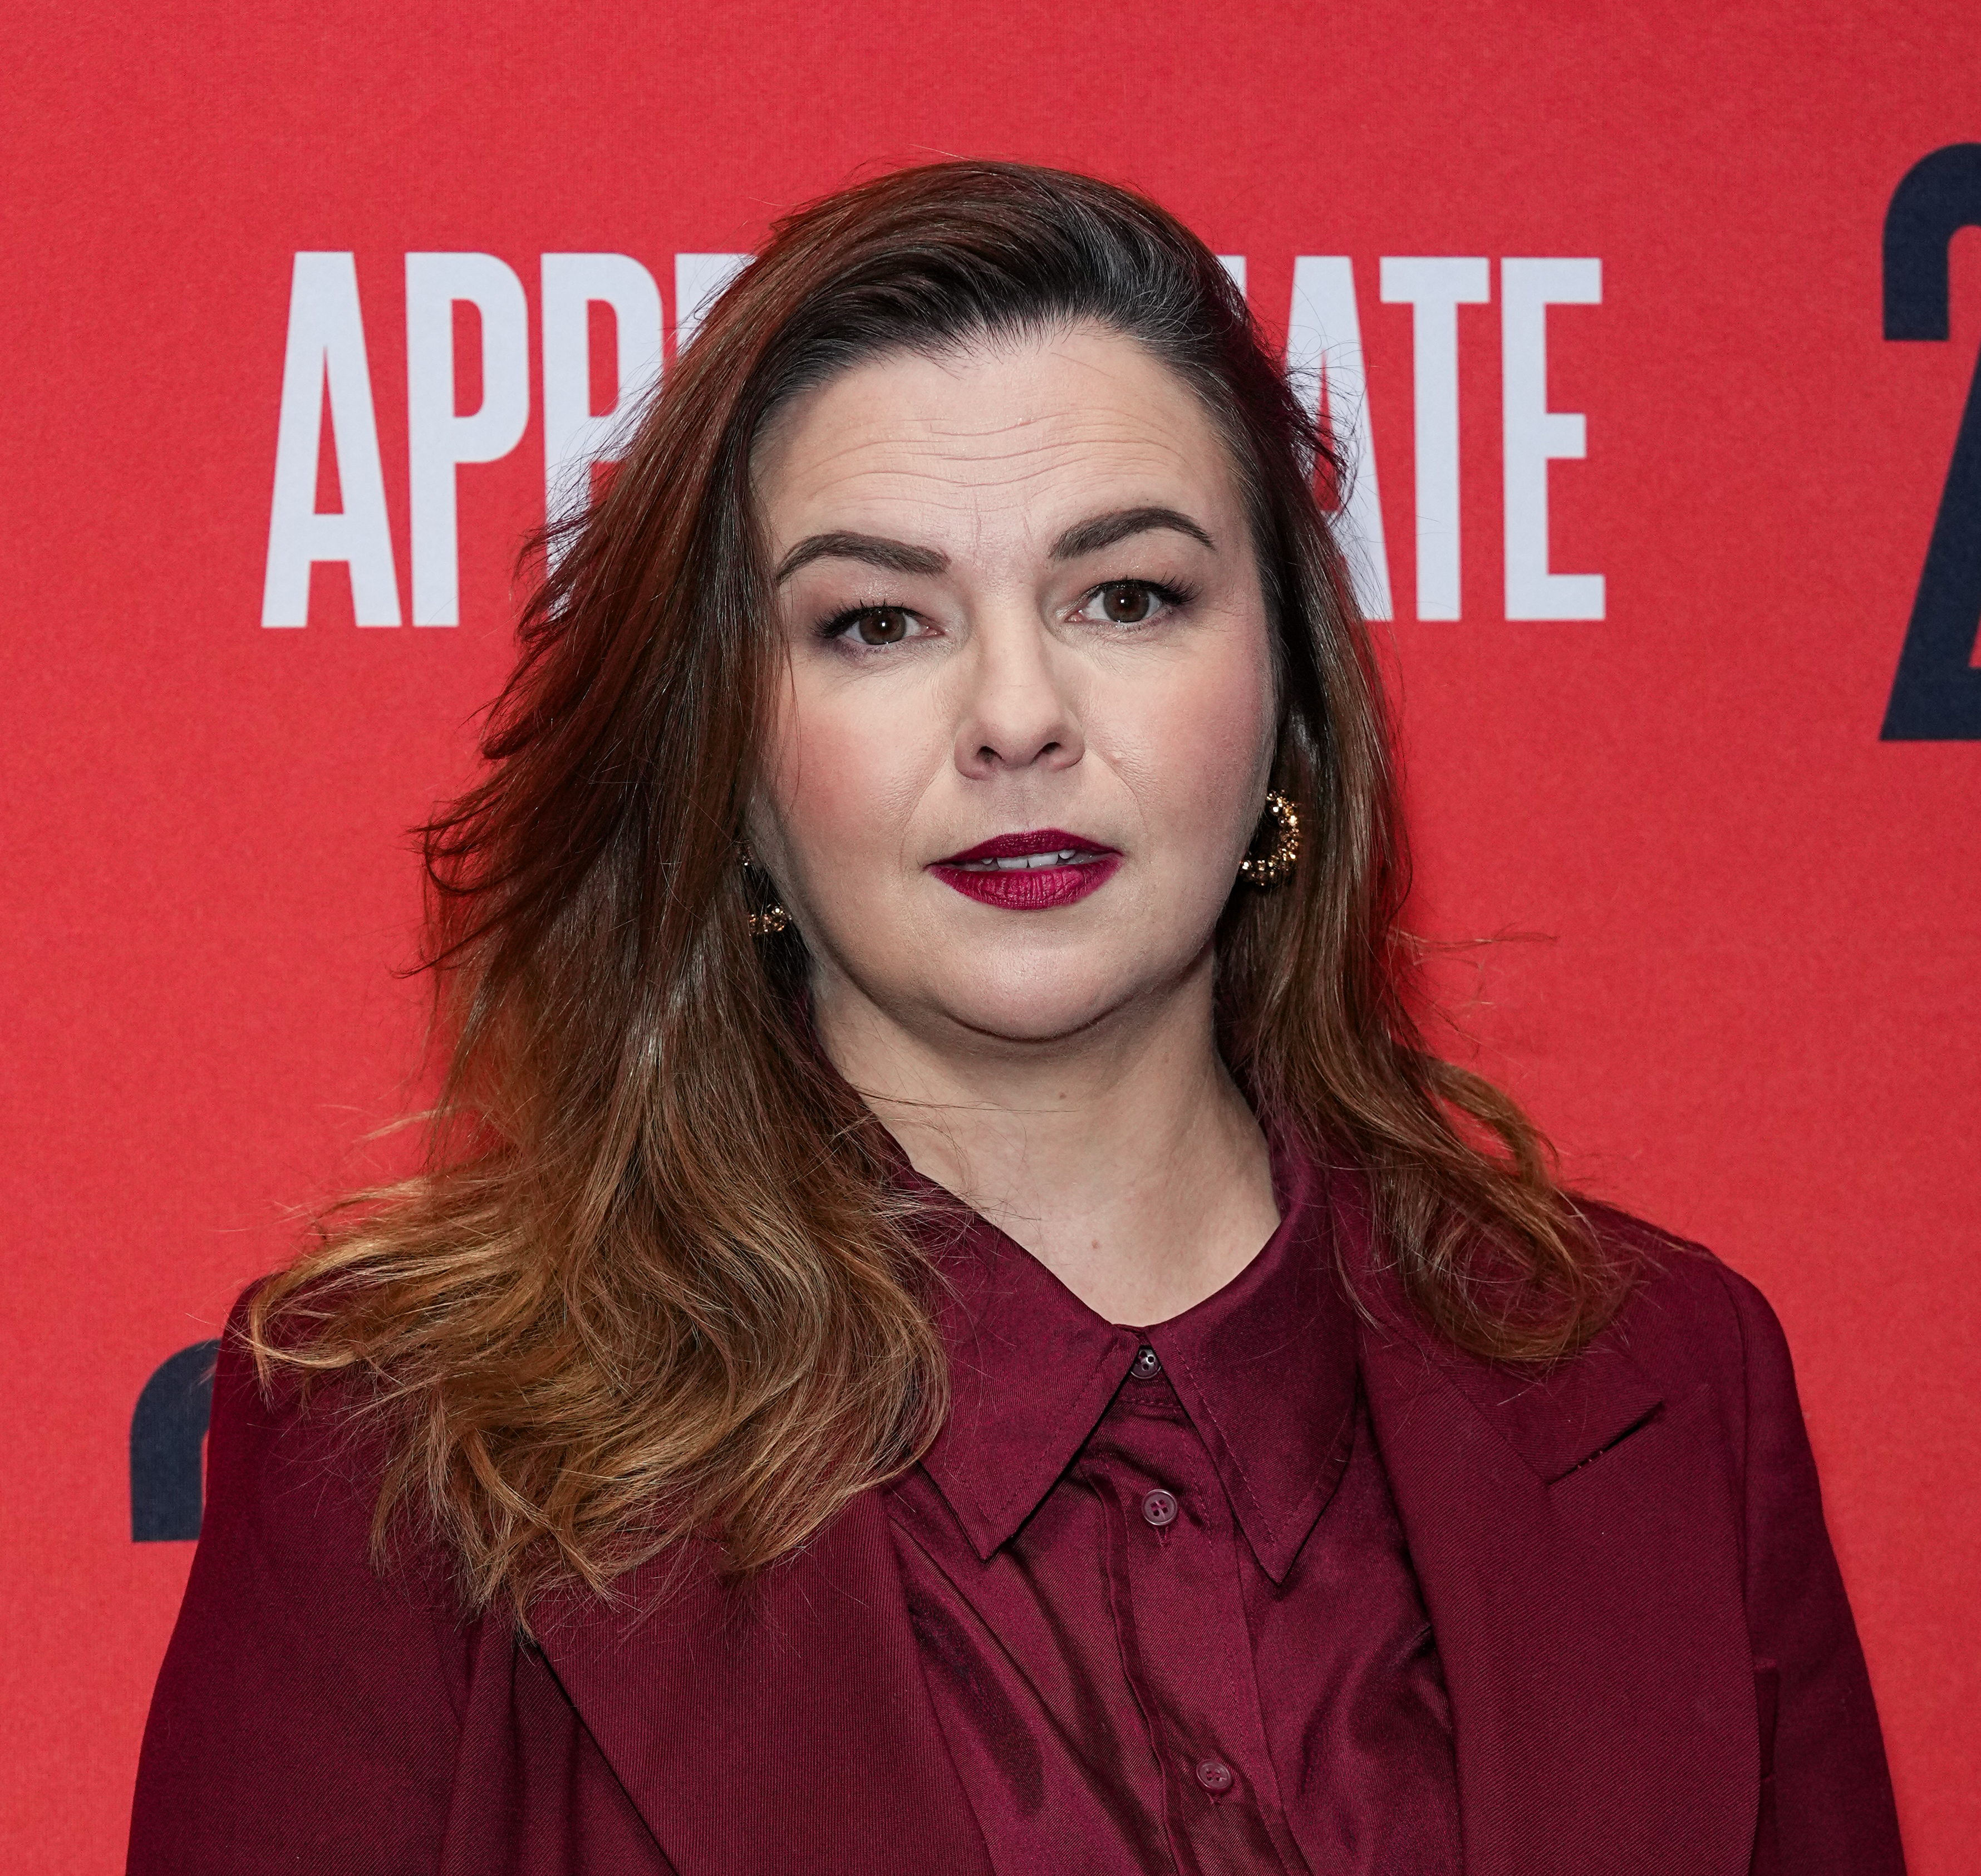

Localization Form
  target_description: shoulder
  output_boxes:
[131,1284,478,1871]
[1571,1200,1821,1524]
[181,1279,473,1675]
[1579,1213,1904,1865]
[1579,1199,1796,1407]
[200,1283,448,1599]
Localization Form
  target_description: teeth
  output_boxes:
[961,848,1084,871]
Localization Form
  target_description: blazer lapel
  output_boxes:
[537,1496,994,1876]
[1341,1183,1760,1875]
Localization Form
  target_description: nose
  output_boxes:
[952,613,1085,779]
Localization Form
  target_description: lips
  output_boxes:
[929,828,1120,911]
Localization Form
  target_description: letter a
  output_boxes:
[262,253,401,626]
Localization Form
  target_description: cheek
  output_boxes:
[1106,636,1277,854]
[763,676,938,880]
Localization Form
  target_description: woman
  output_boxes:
[130,162,1903,1875]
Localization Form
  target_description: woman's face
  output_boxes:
[748,323,1278,1055]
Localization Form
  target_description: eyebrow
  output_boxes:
[1050,506,1216,560]
[774,532,949,583]
[771,505,1217,586]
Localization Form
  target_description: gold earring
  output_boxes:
[1238,790,1300,888]
[739,848,791,937]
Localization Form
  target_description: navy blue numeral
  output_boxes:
[1882,144,1981,740]
[131,1340,219,1541]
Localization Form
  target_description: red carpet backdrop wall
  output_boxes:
[4,2,1978,1867]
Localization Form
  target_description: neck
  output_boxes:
[813,956,1281,1325]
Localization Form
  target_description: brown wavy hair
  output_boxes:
[249,159,1629,1619]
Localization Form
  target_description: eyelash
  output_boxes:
[1079,578,1196,623]
[817,579,1198,647]
[818,603,916,645]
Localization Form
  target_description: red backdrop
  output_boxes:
[6,3,1978,1868]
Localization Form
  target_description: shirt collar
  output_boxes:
[911,1143,1360,1584]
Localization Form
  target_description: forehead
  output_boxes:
[751,324,1240,550]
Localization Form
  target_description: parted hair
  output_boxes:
[249,160,1629,1620]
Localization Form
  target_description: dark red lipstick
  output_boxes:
[929,828,1121,910]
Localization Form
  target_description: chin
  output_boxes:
[920,955,1176,1048]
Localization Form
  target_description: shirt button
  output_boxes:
[1195,1758,1234,1795]
[1130,1345,1162,1378]
[1141,1489,1178,1528]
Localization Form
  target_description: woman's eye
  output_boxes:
[836,606,917,646]
[1087,582,1164,626]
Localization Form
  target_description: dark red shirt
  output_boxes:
[884,1153,1462,1875]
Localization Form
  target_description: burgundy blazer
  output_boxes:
[129,1183,1905,1875]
